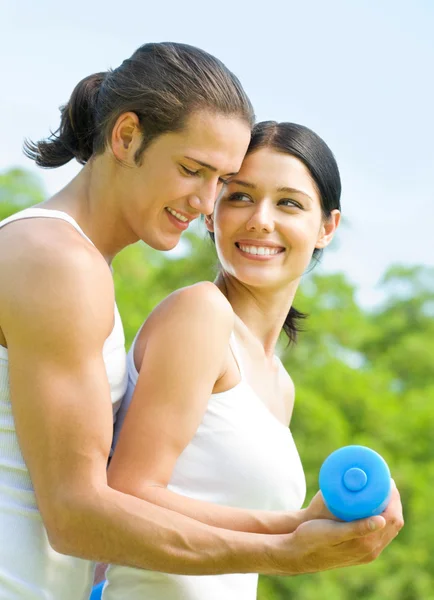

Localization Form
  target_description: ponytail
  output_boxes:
[283,306,307,345]
[24,72,106,168]
[23,42,254,170]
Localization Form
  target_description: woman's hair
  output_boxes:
[24,42,254,168]
[212,121,342,344]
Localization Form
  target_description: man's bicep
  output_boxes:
[9,347,114,486]
[4,248,116,527]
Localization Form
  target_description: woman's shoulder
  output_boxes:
[155,282,232,320]
[137,282,234,345]
[174,281,231,304]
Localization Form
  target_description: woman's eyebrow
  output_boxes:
[230,179,256,188]
[184,156,239,177]
[231,181,312,201]
[277,186,313,202]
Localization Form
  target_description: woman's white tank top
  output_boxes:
[104,331,306,600]
[0,208,128,599]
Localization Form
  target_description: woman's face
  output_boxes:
[114,110,251,251]
[208,147,340,290]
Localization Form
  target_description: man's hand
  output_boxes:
[275,480,404,575]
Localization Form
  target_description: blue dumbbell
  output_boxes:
[319,445,392,521]
[90,581,104,600]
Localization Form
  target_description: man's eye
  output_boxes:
[181,165,199,176]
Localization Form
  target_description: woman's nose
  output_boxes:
[246,203,275,233]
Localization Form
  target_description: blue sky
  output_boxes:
[1,0,433,306]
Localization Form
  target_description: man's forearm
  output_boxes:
[49,485,297,576]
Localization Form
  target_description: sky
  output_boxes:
[1,0,433,307]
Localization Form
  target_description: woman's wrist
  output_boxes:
[277,508,306,534]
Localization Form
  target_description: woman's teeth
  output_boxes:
[238,244,282,256]
[167,208,189,222]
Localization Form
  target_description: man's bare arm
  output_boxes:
[0,228,280,574]
[0,222,402,577]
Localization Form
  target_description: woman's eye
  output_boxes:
[228,192,252,202]
[181,165,199,176]
[279,199,303,209]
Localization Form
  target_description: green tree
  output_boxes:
[0,167,45,219]
[2,169,433,600]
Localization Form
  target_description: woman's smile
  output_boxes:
[235,240,285,260]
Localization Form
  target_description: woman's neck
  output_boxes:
[215,272,300,358]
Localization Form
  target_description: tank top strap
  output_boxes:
[126,328,142,386]
[229,332,246,381]
[0,207,96,248]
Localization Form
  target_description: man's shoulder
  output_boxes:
[0,217,114,336]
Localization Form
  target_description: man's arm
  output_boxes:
[0,230,270,574]
[0,224,402,577]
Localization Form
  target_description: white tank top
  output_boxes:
[104,331,306,600]
[0,208,128,600]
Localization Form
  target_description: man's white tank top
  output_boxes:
[0,208,128,599]
[104,331,306,600]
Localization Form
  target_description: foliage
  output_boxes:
[112,224,434,600]
[2,168,433,600]
[0,168,45,219]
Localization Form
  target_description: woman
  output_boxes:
[103,121,402,599]
[0,40,401,600]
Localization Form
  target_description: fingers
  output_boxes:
[382,485,404,530]
[301,515,386,545]
[336,515,387,542]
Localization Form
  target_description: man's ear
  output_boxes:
[110,112,142,163]
[315,210,341,249]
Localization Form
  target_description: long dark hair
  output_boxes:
[211,121,341,344]
[24,42,254,168]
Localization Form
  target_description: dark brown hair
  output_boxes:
[24,42,254,168]
[211,121,342,344]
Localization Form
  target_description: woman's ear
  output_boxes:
[204,214,215,233]
[315,210,341,249]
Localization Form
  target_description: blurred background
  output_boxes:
[1,0,433,597]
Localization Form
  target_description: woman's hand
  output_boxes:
[302,490,339,522]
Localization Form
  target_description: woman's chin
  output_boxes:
[229,270,280,289]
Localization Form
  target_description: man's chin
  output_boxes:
[148,236,181,252]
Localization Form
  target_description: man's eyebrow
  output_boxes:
[184,156,238,177]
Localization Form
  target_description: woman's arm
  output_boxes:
[0,228,279,575]
[108,281,304,535]
[0,224,402,577]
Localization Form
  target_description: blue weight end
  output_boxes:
[319,445,391,521]
[90,581,105,600]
